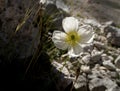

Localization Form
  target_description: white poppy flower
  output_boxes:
[52,17,95,57]
[39,0,47,4]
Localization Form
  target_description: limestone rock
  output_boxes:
[52,61,72,91]
[103,60,116,71]
[89,78,106,91]
[83,44,94,52]
[103,77,118,90]
[81,65,91,73]
[82,54,91,65]
[101,54,112,62]
[89,77,118,91]
[93,41,106,49]
[91,49,102,63]
[74,75,88,91]
[104,26,120,47]
[106,87,120,91]
[115,55,120,69]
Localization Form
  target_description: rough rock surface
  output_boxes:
[65,0,120,25]
[50,1,120,91]
[0,0,39,59]
[0,0,120,91]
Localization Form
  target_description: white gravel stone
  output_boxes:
[81,65,91,73]
[103,61,116,71]
[115,55,120,69]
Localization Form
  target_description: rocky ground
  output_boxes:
[65,0,120,25]
[0,0,120,91]
[50,0,120,91]
[52,18,120,91]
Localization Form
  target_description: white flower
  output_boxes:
[52,17,94,57]
[39,0,47,4]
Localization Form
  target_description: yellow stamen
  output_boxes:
[65,31,80,46]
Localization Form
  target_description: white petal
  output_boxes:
[73,44,83,55]
[52,31,68,50]
[68,44,82,57]
[68,48,79,58]
[62,17,78,33]
[78,25,95,43]
[39,0,47,4]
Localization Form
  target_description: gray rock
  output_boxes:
[52,0,120,25]
[106,86,120,91]
[116,68,120,76]
[55,0,69,12]
[115,55,120,69]
[89,77,118,91]
[83,44,94,52]
[89,78,106,91]
[103,60,116,71]
[0,0,70,59]
[82,54,91,65]
[101,54,111,62]
[108,51,119,58]
[104,26,120,47]
[74,75,88,91]
[93,41,106,49]
[103,77,118,90]
[83,18,101,27]
[65,0,120,25]
[46,0,69,13]
[0,0,38,59]
[89,64,118,79]
[88,74,97,80]
[52,61,72,91]
[62,61,73,69]
[45,3,69,30]
[91,49,103,63]
[5,7,17,20]
[52,61,70,76]
[89,67,104,79]
[108,71,118,78]
[81,65,91,73]
[108,56,114,62]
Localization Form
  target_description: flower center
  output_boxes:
[65,31,80,46]
[71,35,75,40]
